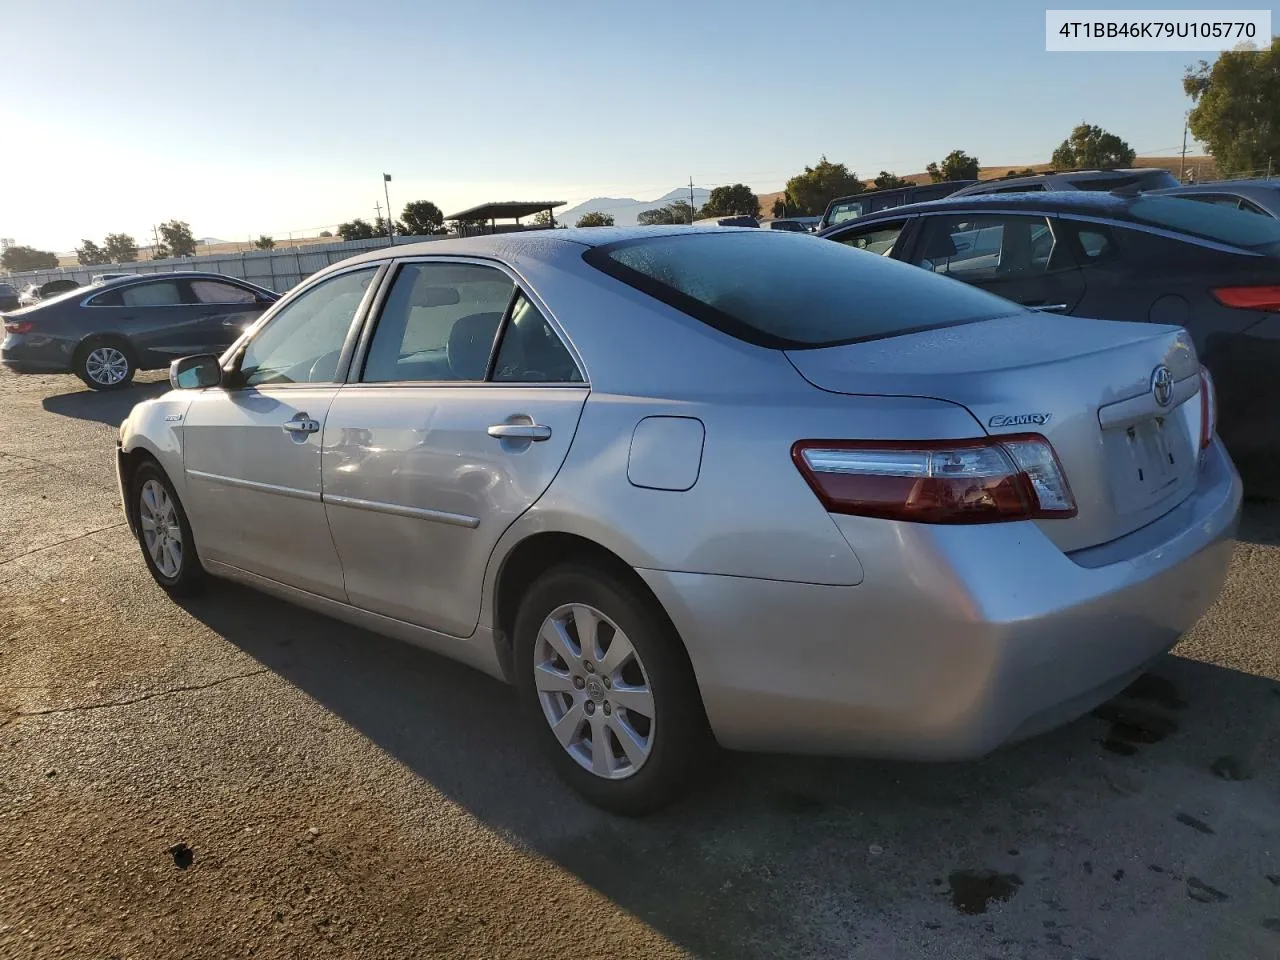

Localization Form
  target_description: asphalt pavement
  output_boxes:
[2,368,1279,959]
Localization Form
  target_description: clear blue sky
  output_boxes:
[0,0,1254,251]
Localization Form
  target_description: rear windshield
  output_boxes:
[583,231,1021,349]
[1126,195,1280,253]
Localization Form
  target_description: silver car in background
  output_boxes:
[116,228,1240,813]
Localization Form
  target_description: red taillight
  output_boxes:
[792,435,1076,524]
[1211,285,1280,311]
[3,320,33,334]
[1198,366,1217,450]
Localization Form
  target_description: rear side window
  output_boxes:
[1126,195,1280,253]
[121,281,182,307]
[584,232,1019,349]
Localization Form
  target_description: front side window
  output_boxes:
[585,231,1018,349]
[835,220,906,257]
[121,281,182,307]
[825,199,865,226]
[191,280,257,304]
[362,262,516,382]
[238,267,377,387]
[913,215,1059,280]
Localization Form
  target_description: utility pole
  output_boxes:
[151,225,161,259]
[383,173,395,245]
[689,176,695,225]
[1180,116,1189,182]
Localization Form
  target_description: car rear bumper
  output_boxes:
[638,439,1241,758]
[1,335,71,373]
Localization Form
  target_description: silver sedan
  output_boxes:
[116,227,1241,813]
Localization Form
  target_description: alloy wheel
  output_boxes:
[138,479,182,579]
[533,602,656,779]
[85,346,129,386]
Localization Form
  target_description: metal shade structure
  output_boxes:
[445,200,566,232]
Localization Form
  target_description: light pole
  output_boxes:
[382,173,395,245]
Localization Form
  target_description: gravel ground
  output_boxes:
[1,368,1279,960]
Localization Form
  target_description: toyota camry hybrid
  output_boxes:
[115,228,1240,813]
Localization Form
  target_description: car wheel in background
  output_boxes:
[132,461,204,596]
[513,563,714,814]
[75,338,136,390]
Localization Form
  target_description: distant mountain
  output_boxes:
[558,187,712,227]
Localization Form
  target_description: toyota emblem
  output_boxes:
[1150,365,1174,407]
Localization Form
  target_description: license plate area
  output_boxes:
[1102,413,1194,513]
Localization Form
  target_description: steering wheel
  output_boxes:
[308,350,342,383]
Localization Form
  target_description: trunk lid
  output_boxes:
[786,313,1202,552]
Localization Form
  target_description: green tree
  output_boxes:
[1051,123,1135,170]
[926,150,981,183]
[637,201,694,225]
[400,200,445,236]
[701,183,760,217]
[76,240,110,266]
[254,235,275,250]
[873,171,912,189]
[372,215,397,238]
[532,210,556,227]
[783,157,864,216]
[0,245,59,271]
[1002,167,1038,178]
[158,220,196,257]
[1184,38,1280,177]
[319,230,334,238]
[103,233,138,263]
[575,211,615,227]
[338,219,376,241]
[771,197,788,218]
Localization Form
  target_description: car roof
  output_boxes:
[1157,179,1280,192]
[334,226,745,267]
[96,270,265,286]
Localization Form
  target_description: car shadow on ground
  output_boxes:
[1238,497,1280,546]
[41,380,169,427]
[178,558,1280,957]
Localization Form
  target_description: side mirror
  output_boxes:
[170,354,223,390]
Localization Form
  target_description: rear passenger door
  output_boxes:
[87,278,208,361]
[906,213,1086,313]
[322,259,589,638]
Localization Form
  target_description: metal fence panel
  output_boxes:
[4,235,442,293]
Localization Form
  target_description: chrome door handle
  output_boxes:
[1025,303,1068,313]
[487,423,552,441]
[283,415,321,435]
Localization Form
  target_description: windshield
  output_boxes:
[584,230,1021,349]
[825,200,865,226]
[1126,195,1280,252]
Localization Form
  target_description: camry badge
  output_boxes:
[1150,365,1174,407]
[163,414,184,422]
[989,413,1052,428]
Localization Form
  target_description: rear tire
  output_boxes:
[75,338,136,390]
[513,563,714,815]
[132,461,204,597]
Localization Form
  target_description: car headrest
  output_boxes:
[921,231,958,260]
[446,312,503,380]
[412,285,460,308]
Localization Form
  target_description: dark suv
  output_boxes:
[949,168,1178,198]
[818,181,978,230]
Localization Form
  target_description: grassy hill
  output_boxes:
[757,155,1217,218]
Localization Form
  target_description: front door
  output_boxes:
[184,277,273,353]
[180,265,383,599]
[321,260,589,637]
[908,213,1087,314]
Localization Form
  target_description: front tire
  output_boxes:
[513,563,713,815]
[76,339,136,390]
[132,461,204,596]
